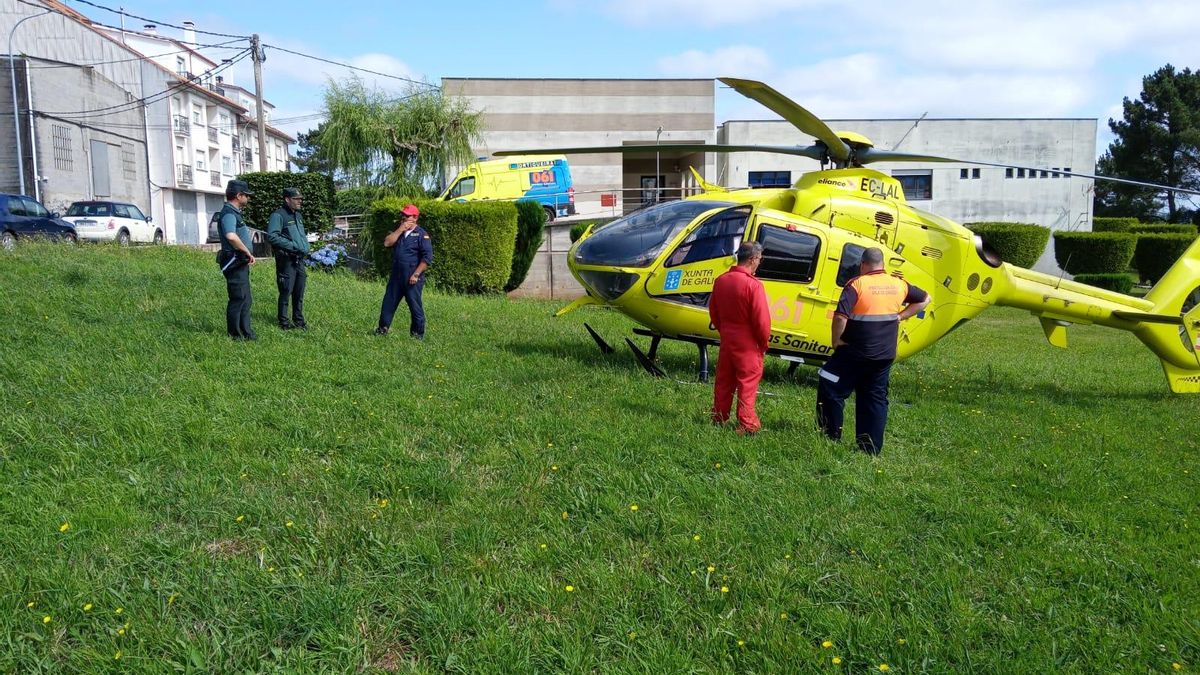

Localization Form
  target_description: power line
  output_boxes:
[62,0,251,39]
[262,44,437,89]
[41,48,251,119]
[22,39,246,69]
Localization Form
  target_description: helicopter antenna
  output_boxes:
[892,112,927,150]
[1055,252,1072,290]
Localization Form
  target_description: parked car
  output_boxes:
[61,201,161,245]
[0,193,77,249]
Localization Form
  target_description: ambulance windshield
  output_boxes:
[575,200,737,267]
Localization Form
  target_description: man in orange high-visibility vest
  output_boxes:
[709,242,771,434]
[817,247,930,454]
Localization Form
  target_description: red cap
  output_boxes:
[401,204,420,217]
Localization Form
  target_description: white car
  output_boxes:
[62,201,162,244]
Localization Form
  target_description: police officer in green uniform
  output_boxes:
[266,187,310,329]
[214,179,256,340]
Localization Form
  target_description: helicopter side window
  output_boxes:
[446,176,476,199]
[666,207,750,267]
[755,224,821,283]
[836,243,867,286]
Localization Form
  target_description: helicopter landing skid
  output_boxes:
[583,322,615,354]
[625,338,667,378]
[632,328,714,383]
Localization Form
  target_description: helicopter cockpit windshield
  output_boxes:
[576,200,737,267]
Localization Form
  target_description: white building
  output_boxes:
[94,22,294,243]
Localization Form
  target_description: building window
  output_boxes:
[748,171,792,188]
[1063,167,1072,174]
[959,168,969,179]
[1040,170,1048,178]
[1005,168,1013,178]
[195,151,206,172]
[891,170,932,200]
[176,56,186,74]
[219,113,231,135]
[121,145,136,181]
[1017,168,1026,178]
[192,104,203,125]
[51,125,73,171]
[221,155,232,175]
[972,168,980,179]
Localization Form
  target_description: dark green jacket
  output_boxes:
[216,203,251,253]
[267,206,309,255]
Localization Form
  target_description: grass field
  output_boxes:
[1,244,1196,673]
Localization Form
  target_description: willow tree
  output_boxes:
[319,77,483,194]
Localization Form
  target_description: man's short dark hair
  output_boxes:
[737,241,764,264]
[861,247,884,267]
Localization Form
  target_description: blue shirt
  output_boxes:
[392,225,434,274]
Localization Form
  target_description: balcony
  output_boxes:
[176,164,193,185]
[207,126,218,143]
[172,115,190,135]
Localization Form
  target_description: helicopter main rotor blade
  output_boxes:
[719,77,851,162]
[856,148,1200,196]
[494,143,828,161]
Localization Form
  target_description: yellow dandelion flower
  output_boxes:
[551,465,559,471]
[564,585,574,592]
[26,601,34,608]
[59,522,70,533]
[706,565,715,573]
[286,521,294,528]
[561,511,569,520]
[832,657,842,665]
[1173,665,1182,671]
[540,543,547,550]
[114,607,123,615]
[117,628,125,636]
[236,515,245,523]
[42,616,51,624]
[379,499,389,508]
[628,631,637,639]
[715,463,722,469]
[879,664,890,672]
[239,472,248,479]
[548,442,554,447]
[168,595,176,605]
[693,534,701,541]
[779,612,788,620]
[897,638,907,645]
[720,586,729,593]
[370,513,378,520]
[630,504,639,512]
[267,566,275,572]
[737,639,746,647]
[822,640,833,648]
[83,603,93,611]
[785,554,792,560]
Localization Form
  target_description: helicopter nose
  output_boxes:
[576,270,640,301]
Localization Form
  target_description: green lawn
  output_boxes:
[1,244,1196,673]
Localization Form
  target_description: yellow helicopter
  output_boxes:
[497,78,1200,394]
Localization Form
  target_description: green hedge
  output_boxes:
[963,222,1050,268]
[365,198,517,294]
[1133,233,1197,284]
[1073,273,1135,294]
[569,218,618,243]
[238,172,335,235]
[1053,232,1137,274]
[1130,223,1196,235]
[1092,217,1140,233]
[505,200,547,292]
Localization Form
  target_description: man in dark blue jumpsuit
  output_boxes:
[376,203,433,338]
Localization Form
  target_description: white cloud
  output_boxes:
[656,46,772,78]
[603,0,812,25]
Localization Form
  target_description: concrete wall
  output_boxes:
[507,222,585,300]
[719,118,1096,272]
[443,79,716,216]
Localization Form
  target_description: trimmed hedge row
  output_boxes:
[1130,223,1196,235]
[238,172,336,235]
[1133,233,1198,284]
[505,200,547,292]
[1053,232,1137,274]
[1073,273,1135,294]
[1092,217,1140,233]
[963,222,1050,268]
[365,198,517,294]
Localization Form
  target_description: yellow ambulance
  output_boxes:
[439,155,576,221]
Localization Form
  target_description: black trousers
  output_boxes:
[223,263,253,338]
[275,253,307,325]
[816,351,893,454]
[378,270,425,336]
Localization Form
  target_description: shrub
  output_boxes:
[505,201,546,292]
[1132,233,1197,284]
[1053,232,1137,274]
[569,218,618,243]
[1130,223,1196,235]
[365,198,517,294]
[305,244,348,271]
[1092,217,1139,233]
[1073,273,1135,294]
[237,172,336,236]
[963,222,1050,268]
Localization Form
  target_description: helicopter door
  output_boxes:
[752,220,827,353]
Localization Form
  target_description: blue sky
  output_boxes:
[64,0,1200,154]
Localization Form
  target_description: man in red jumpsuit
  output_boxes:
[709,242,771,433]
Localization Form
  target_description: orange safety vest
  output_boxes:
[846,272,910,323]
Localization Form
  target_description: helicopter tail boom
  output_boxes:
[993,236,1200,393]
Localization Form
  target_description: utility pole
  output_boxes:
[251,34,268,172]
